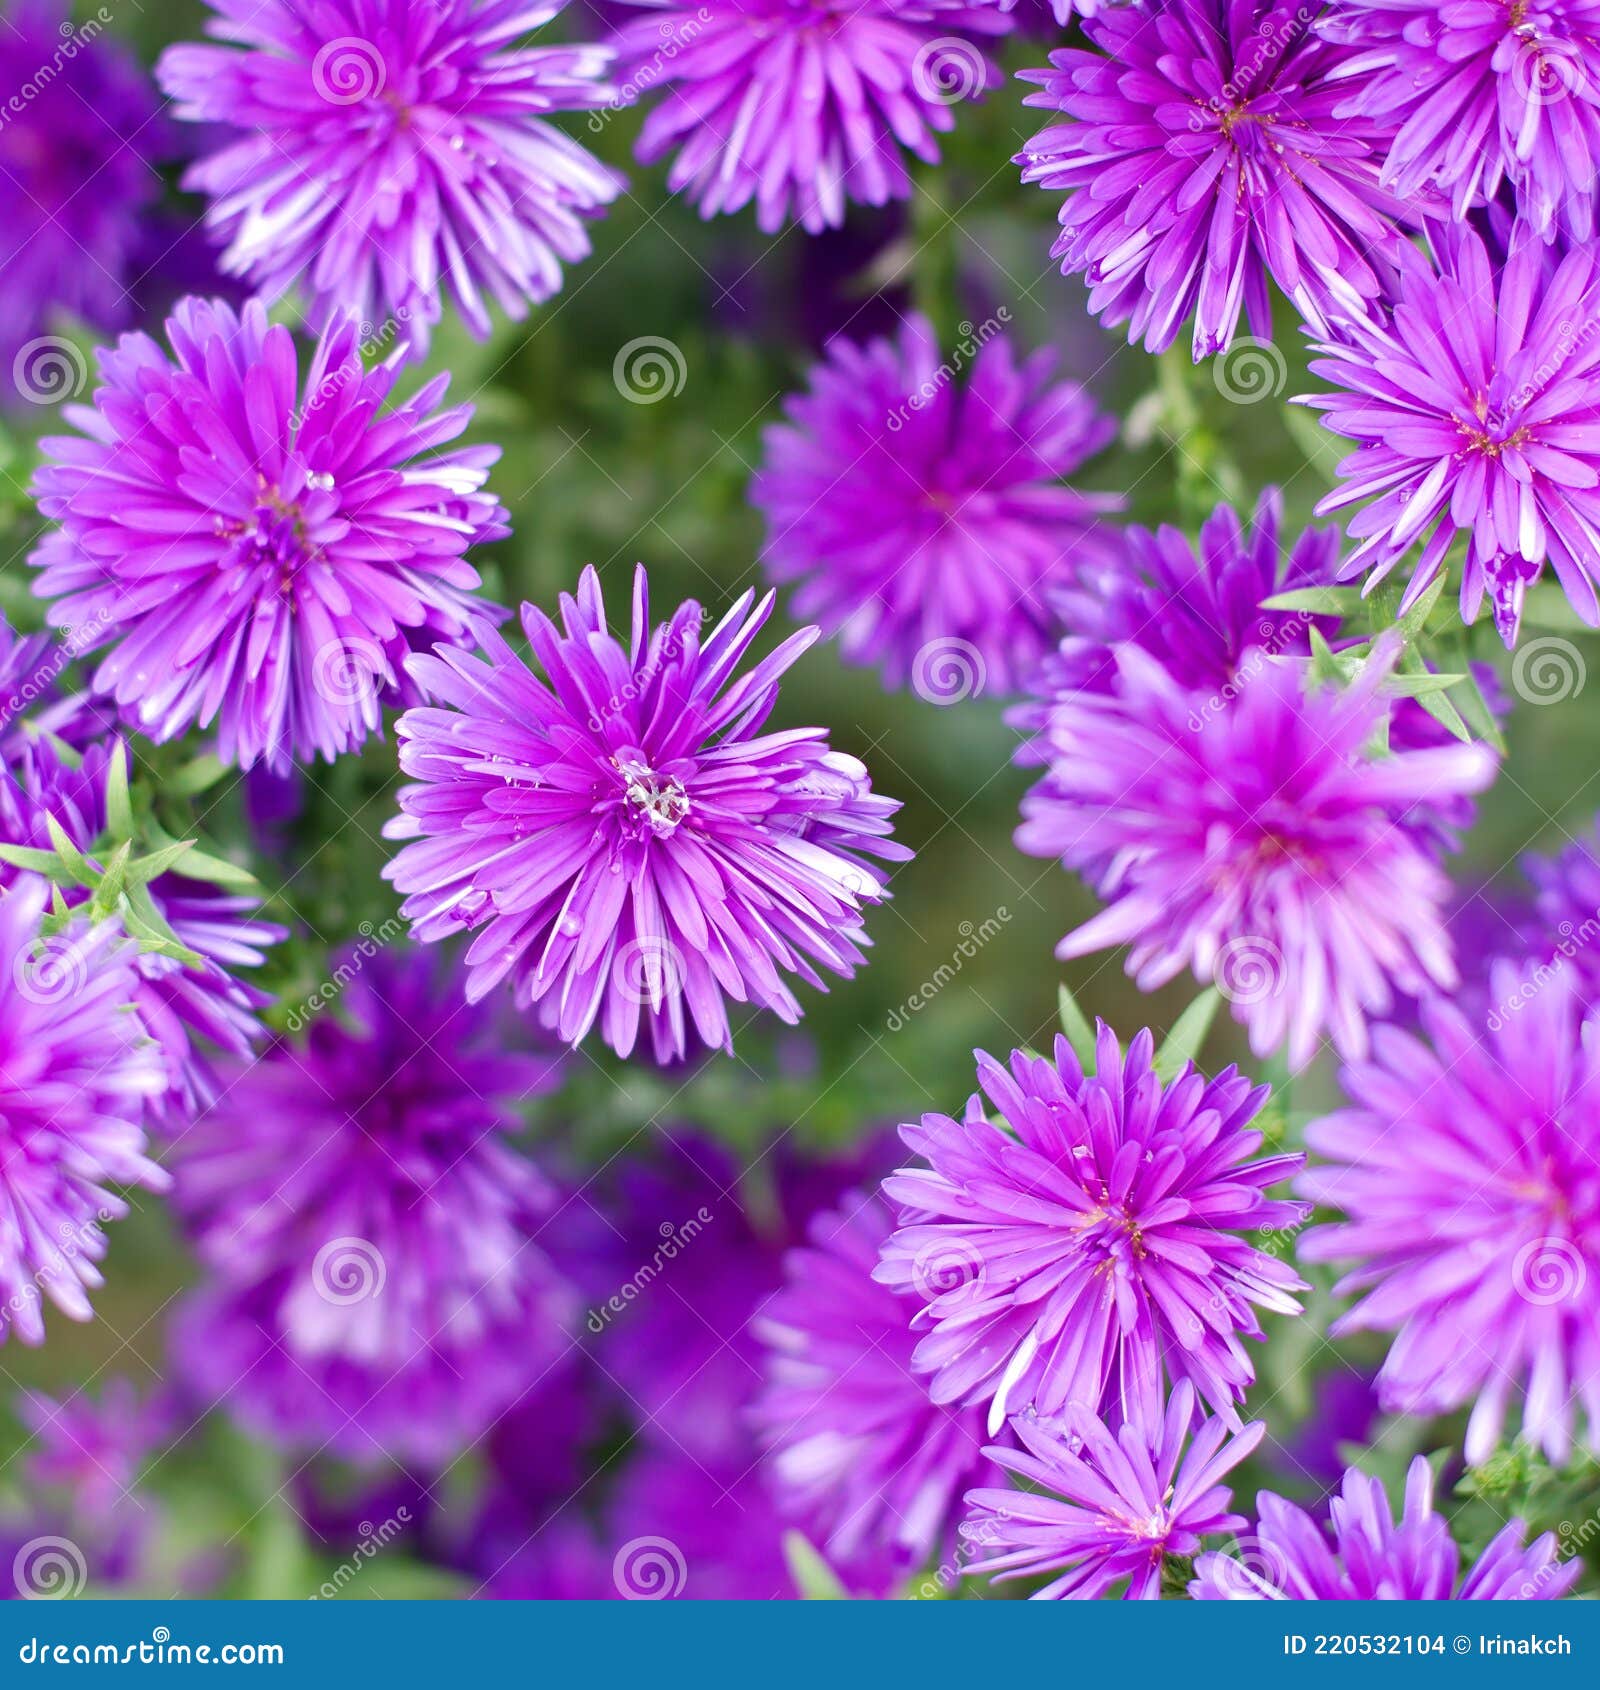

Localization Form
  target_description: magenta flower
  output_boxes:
[1192,1457,1581,1599]
[1016,0,1424,357]
[1305,224,1600,644]
[171,946,573,1464]
[876,1029,1305,1434]
[1300,963,1600,1467]
[158,0,622,351]
[750,314,1122,698]
[1015,648,1497,1069]
[753,1190,993,1588]
[385,565,908,1062]
[0,876,168,1347]
[962,1381,1263,1599]
[612,0,1010,233]
[30,298,508,774]
[1323,0,1600,241]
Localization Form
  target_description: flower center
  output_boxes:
[1459,394,1533,459]
[614,754,690,839]
[215,481,317,592]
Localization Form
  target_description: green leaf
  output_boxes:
[1153,988,1221,1081]
[1395,572,1447,644]
[1455,669,1508,753]
[89,839,133,919]
[124,839,197,887]
[104,742,134,841]
[42,814,97,887]
[175,844,260,893]
[1409,685,1472,744]
[784,1532,850,1601]
[169,754,230,798]
[0,843,69,876]
[1259,586,1364,616]
[1383,672,1467,698]
[1057,981,1097,1071]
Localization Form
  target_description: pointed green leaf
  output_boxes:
[1382,671,1467,698]
[783,1533,849,1601]
[1410,684,1472,744]
[125,839,197,887]
[1057,982,1097,1072]
[89,839,133,919]
[1455,670,1508,753]
[1259,586,1364,616]
[174,844,260,893]
[42,814,97,886]
[1153,988,1221,1081]
[0,844,69,876]
[1395,572,1447,644]
[169,754,230,798]
[104,742,134,841]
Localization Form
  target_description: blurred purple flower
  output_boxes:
[0,876,167,1346]
[1305,224,1600,645]
[1016,0,1422,357]
[1300,962,1600,1467]
[753,1188,993,1589]
[158,0,622,353]
[611,0,1010,233]
[1015,647,1496,1068]
[30,298,509,774]
[876,1029,1305,1434]
[385,565,908,1062]
[1192,1456,1581,1599]
[963,1381,1263,1599]
[1322,0,1600,241]
[750,314,1122,699]
[171,945,574,1465]
[0,0,171,405]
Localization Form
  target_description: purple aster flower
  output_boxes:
[385,565,908,1062]
[1521,817,1600,995]
[1299,963,1600,1467]
[476,1516,619,1599]
[29,297,509,774]
[876,1029,1306,1434]
[19,1382,171,1526]
[170,944,575,1464]
[0,732,284,1126]
[611,0,1010,234]
[962,1381,1263,1599]
[1305,224,1600,645]
[157,1,622,352]
[1192,1456,1581,1599]
[1015,647,1497,1069]
[1016,0,1424,357]
[1276,1367,1381,1493]
[0,1,171,404]
[749,314,1122,699]
[1323,0,1600,241]
[753,1189,993,1588]
[0,875,168,1346]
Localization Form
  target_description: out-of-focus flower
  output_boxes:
[158,0,621,352]
[1016,0,1422,356]
[1304,224,1600,645]
[1015,647,1497,1068]
[1521,818,1600,996]
[0,0,171,404]
[753,1189,992,1589]
[876,1029,1305,1433]
[30,298,508,774]
[19,1382,171,1525]
[751,314,1121,698]
[1300,963,1600,1467]
[171,945,573,1465]
[1322,0,1600,241]
[1192,1456,1581,1599]
[963,1381,1263,1599]
[0,875,167,1346]
[385,565,908,1062]
[611,0,1010,234]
